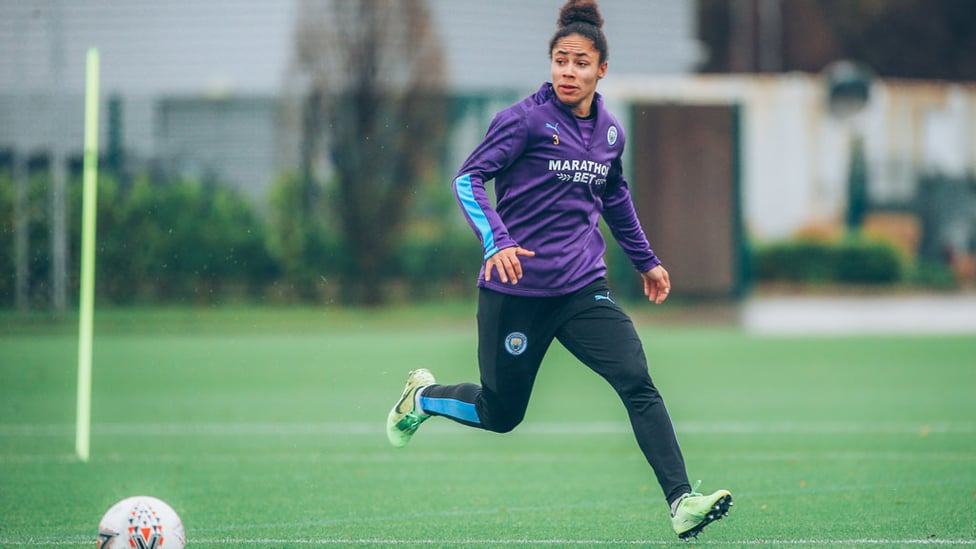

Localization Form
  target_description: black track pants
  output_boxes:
[419,278,692,503]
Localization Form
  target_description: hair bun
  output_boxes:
[557,0,604,29]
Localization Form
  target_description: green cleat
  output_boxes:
[386,369,436,448]
[671,482,733,540]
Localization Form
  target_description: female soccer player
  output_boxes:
[387,0,732,539]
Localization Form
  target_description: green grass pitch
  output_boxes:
[1,304,974,547]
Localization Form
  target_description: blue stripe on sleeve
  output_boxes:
[420,396,481,425]
[454,174,499,259]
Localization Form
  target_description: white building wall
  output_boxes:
[602,75,976,241]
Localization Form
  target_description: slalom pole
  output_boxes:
[76,48,100,462]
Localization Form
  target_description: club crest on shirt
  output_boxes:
[607,125,618,146]
[505,332,528,355]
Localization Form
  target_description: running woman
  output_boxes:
[386,0,732,539]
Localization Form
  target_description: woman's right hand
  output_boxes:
[485,246,536,285]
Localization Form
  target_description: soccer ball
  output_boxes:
[97,496,186,549]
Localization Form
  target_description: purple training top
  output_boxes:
[453,83,660,297]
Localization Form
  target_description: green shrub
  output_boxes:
[907,260,958,290]
[754,236,905,285]
[754,239,839,282]
[397,229,483,298]
[835,239,903,283]
[0,174,13,306]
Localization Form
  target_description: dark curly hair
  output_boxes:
[548,0,609,64]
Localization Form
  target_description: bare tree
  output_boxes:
[292,0,448,305]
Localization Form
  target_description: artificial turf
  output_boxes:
[1,304,973,546]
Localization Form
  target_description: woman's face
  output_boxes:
[550,33,607,117]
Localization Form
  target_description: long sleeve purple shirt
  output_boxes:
[453,83,660,297]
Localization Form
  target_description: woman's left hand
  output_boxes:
[641,265,671,305]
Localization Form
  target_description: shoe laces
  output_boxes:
[672,480,703,517]
[679,480,703,503]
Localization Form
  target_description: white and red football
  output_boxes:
[97,495,186,549]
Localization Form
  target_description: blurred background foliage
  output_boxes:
[0,168,486,307]
[0,167,965,309]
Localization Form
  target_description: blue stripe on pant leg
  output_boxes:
[420,396,481,425]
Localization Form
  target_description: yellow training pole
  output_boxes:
[76,48,100,462]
